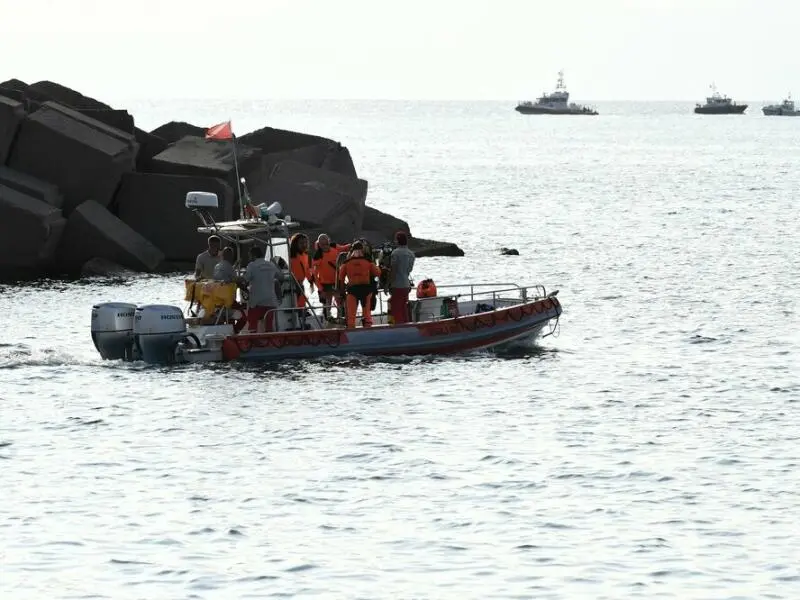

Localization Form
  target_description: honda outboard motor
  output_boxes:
[91,302,137,360]
[133,305,187,364]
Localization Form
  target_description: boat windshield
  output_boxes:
[268,238,289,264]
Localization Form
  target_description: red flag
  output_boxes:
[205,120,233,140]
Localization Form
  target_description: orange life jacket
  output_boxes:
[339,257,381,287]
[290,253,312,285]
[417,279,437,298]
[312,243,350,286]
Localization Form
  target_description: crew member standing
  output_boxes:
[388,231,415,324]
[194,235,222,279]
[338,242,381,328]
[289,233,314,307]
[312,233,351,319]
[241,246,283,333]
[212,246,237,283]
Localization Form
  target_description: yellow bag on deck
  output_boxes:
[186,279,237,314]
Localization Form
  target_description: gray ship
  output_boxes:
[515,71,598,115]
[762,94,799,116]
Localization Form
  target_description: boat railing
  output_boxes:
[425,283,548,304]
[243,284,552,332]
[260,304,328,332]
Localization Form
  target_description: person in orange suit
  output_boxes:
[312,233,351,319]
[289,233,314,307]
[338,241,381,328]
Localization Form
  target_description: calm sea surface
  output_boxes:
[1,101,799,599]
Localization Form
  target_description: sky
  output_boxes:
[1,0,798,102]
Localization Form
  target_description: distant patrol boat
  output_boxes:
[515,71,598,115]
[694,83,747,114]
[762,94,800,116]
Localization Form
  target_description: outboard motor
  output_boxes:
[273,262,299,332]
[91,302,137,360]
[133,305,188,365]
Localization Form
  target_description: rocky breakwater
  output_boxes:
[0,79,463,282]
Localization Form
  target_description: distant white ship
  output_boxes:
[762,94,800,116]
[515,71,598,116]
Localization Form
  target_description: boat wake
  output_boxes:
[0,343,98,370]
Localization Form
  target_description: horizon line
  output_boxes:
[112,97,781,103]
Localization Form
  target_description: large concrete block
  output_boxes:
[0,96,25,165]
[0,184,66,275]
[25,80,113,110]
[321,144,358,178]
[239,126,362,176]
[358,229,394,246]
[407,236,465,258]
[16,81,134,134]
[352,230,465,258]
[73,109,135,134]
[362,206,411,238]
[149,121,206,144]
[262,143,330,174]
[7,103,138,215]
[148,135,262,195]
[37,101,137,149]
[58,200,164,273]
[239,126,329,154]
[0,166,63,209]
[250,161,367,242]
[270,160,367,203]
[0,79,29,107]
[133,128,168,172]
[0,79,28,92]
[115,172,234,261]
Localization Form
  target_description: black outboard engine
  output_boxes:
[133,305,188,364]
[91,302,137,360]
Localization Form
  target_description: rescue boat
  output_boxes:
[90,188,562,365]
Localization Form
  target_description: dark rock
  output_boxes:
[0,96,25,165]
[133,128,168,172]
[25,80,112,110]
[407,236,465,258]
[358,229,394,246]
[8,102,138,215]
[0,88,26,106]
[149,121,206,144]
[275,159,366,201]
[0,166,63,209]
[0,79,28,92]
[250,160,367,242]
[321,144,358,178]
[148,135,263,196]
[239,126,329,154]
[500,247,520,256]
[80,257,137,278]
[0,184,66,277]
[58,200,164,274]
[362,205,411,238]
[71,108,134,134]
[115,172,234,261]
[0,79,29,107]
[262,143,330,174]
[14,81,134,133]
[38,101,136,148]
[240,126,359,178]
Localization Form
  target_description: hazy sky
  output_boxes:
[1,0,797,102]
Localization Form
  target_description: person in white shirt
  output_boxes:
[194,235,222,279]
